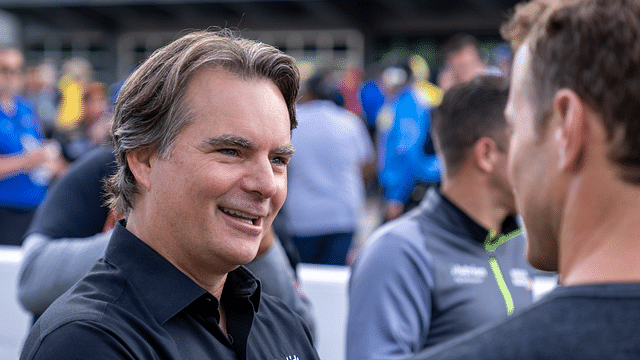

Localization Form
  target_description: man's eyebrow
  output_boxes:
[201,135,295,155]
[273,144,295,156]
[203,135,254,150]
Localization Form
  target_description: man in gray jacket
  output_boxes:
[347,75,549,360]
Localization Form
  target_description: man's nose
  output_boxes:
[242,157,278,199]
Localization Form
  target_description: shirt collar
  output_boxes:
[421,187,520,244]
[105,220,261,325]
[223,266,261,312]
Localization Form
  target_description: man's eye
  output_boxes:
[218,149,239,156]
[272,156,289,165]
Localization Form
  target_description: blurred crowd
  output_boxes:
[8,0,640,358]
[4,29,516,355]
[279,33,514,265]
[0,31,513,257]
[24,57,114,161]
[0,49,117,246]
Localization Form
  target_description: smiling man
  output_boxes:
[20,30,319,360]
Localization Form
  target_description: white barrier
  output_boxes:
[0,245,31,360]
[298,264,350,360]
[294,265,557,360]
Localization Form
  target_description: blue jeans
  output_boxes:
[292,232,354,265]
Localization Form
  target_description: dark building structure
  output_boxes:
[0,0,520,84]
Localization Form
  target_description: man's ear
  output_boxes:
[553,89,588,173]
[126,148,154,191]
[472,137,498,174]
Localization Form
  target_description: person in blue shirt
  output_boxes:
[0,47,66,245]
[283,70,375,265]
[359,64,387,138]
[377,56,441,220]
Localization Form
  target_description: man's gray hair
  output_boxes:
[105,29,300,216]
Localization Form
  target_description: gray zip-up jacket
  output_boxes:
[346,187,543,360]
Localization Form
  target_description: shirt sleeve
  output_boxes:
[346,221,435,360]
[18,232,110,314]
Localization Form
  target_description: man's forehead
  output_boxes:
[0,55,23,69]
[449,46,478,62]
[0,49,22,60]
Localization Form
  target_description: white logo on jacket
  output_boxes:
[450,263,488,284]
[509,268,532,289]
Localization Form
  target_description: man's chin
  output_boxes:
[240,244,263,265]
[527,250,558,272]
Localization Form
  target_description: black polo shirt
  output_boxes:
[20,221,319,360]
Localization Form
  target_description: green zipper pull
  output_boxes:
[485,228,522,253]
[484,229,522,316]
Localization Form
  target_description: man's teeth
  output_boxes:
[221,208,260,224]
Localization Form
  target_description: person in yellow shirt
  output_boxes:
[56,57,92,131]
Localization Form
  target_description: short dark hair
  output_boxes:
[105,29,300,216]
[431,75,510,175]
[442,33,480,60]
[502,0,640,184]
[304,70,336,101]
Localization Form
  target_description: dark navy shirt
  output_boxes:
[26,145,116,239]
[408,283,640,360]
[20,221,319,360]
